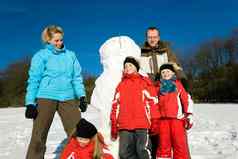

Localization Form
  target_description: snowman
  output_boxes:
[85,36,141,158]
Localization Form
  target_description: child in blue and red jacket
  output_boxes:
[110,56,160,159]
[155,63,193,159]
[61,118,114,159]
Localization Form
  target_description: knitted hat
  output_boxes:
[76,118,97,138]
[159,64,175,73]
[123,56,140,71]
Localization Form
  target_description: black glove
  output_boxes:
[25,104,38,119]
[79,96,87,112]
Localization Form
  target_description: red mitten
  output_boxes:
[150,119,160,135]
[183,114,193,130]
[111,124,118,140]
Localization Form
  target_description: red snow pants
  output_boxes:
[156,118,191,159]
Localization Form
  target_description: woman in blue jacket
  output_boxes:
[25,25,87,159]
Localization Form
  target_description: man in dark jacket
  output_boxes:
[140,26,189,159]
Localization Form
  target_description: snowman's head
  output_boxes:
[99,36,141,70]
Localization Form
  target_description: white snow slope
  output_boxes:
[0,103,238,159]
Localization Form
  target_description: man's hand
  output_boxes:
[169,62,182,71]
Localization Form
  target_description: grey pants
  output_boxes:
[26,98,81,159]
[119,129,152,159]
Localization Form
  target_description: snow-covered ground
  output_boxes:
[0,103,238,159]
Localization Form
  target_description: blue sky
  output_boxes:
[1,0,238,75]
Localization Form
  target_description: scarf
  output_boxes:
[160,75,177,95]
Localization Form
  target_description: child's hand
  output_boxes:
[111,125,118,140]
[150,119,160,135]
[169,62,182,71]
[183,114,193,130]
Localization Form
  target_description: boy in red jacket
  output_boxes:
[61,118,114,159]
[110,56,160,159]
[155,63,193,159]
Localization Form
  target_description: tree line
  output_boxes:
[0,29,237,107]
[182,28,238,102]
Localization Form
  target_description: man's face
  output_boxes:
[147,29,160,47]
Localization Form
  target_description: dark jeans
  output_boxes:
[119,129,152,159]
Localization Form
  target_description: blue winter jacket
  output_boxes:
[25,44,86,105]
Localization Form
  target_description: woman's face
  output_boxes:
[48,33,63,49]
[76,137,91,147]
[161,69,175,80]
[124,63,137,74]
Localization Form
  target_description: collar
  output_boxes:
[142,41,168,54]
[159,75,177,95]
[45,44,66,54]
[122,72,140,80]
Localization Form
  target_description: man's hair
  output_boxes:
[146,26,160,36]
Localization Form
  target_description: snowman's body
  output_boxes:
[89,36,141,158]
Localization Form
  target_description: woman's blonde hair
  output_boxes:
[93,132,108,159]
[68,129,108,159]
[41,25,64,43]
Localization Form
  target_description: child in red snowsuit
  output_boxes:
[110,56,160,159]
[61,118,114,159]
[154,63,193,159]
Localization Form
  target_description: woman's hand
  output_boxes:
[25,104,38,119]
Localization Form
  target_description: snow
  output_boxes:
[0,104,238,159]
[189,104,238,159]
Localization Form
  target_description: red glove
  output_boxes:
[183,114,193,130]
[111,124,118,140]
[150,119,160,135]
